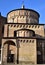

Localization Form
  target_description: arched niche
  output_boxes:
[3,40,17,63]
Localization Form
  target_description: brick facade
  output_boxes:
[0,6,45,64]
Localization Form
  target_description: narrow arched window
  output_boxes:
[14,31,16,37]
[2,26,4,36]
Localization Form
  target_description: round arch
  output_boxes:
[14,29,35,37]
[3,40,16,46]
[2,40,17,63]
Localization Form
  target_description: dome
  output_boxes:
[7,8,40,24]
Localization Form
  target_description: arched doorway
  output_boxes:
[3,40,17,63]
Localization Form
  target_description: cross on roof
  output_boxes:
[22,0,25,9]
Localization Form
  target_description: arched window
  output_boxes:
[14,31,16,37]
[14,29,35,37]
[2,26,4,36]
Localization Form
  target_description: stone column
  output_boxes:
[16,38,19,64]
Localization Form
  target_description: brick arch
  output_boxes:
[14,29,35,37]
[3,40,16,46]
[3,40,17,63]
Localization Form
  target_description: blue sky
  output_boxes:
[0,0,45,24]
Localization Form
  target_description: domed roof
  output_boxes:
[7,6,40,17]
[7,6,40,24]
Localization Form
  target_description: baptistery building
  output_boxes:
[0,5,45,64]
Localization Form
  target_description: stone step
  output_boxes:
[0,64,42,65]
[0,63,38,65]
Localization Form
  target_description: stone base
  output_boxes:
[19,61,35,64]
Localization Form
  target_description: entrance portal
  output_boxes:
[7,54,14,63]
[3,40,16,63]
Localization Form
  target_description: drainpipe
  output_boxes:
[42,42,44,64]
